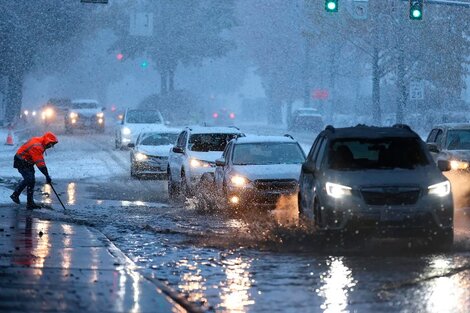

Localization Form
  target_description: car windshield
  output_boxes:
[232,142,305,165]
[446,129,470,150]
[72,102,98,109]
[328,137,430,170]
[139,133,178,146]
[126,110,162,124]
[188,133,239,152]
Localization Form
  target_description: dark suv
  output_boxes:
[298,125,453,246]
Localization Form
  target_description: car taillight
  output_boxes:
[213,112,219,118]
[229,113,235,119]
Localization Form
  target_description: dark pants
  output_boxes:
[13,159,36,204]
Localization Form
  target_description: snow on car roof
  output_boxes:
[72,99,99,104]
[186,126,243,134]
[234,135,297,144]
[140,128,181,136]
[435,123,470,129]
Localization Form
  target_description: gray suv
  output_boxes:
[298,125,453,247]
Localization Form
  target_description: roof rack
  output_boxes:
[392,124,412,131]
[283,134,295,140]
[325,125,335,133]
[228,126,240,130]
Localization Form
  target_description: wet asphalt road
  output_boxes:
[12,130,470,312]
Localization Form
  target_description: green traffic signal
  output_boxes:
[325,0,338,13]
[140,61,148,68]
[409,0,423,20]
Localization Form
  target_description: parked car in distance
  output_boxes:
[129,129,180,179]
[167,126,244,199]
[426,123,470,171]
[298,124,453,248]
[65,99,105,133]
[115,109,166,149]
[214,135,306,208]
[208,108,236,126]
[288,108,324,132]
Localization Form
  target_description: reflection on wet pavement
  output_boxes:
[31,178,470,312]
[67,182,76,205]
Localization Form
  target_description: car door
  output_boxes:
[215,142,232,191]
[170,131,187,182]
[300,136,322,214]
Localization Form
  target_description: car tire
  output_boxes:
[115,137,120,149]
[180,170,192,198]
[168,168,179,200]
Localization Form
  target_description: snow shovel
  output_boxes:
[49,183,67,212]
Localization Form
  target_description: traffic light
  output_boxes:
[140,61,148,68]
[409,0,423,20]
[325,0,338,12]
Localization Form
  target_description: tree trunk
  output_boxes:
[160,71,168,95]
[396,49,406,124]
[303,37,311,107]
[268,97,282,125]
[5,73,23,124]
[372,45,381,124]
[169,68,175,92]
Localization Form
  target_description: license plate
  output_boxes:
[380,210,404,222]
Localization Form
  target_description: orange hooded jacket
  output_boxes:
[15,132,58,168]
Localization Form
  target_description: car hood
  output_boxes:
[231,164,302,181]
[72,108,101,117]
[323,166,446,189]
[187,151,223,163]
[136,145,172,157]
[443,150,470,161]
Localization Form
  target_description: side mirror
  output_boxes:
[172,146,184,154]
[437,160,451,172]
[127,143,135,148]
[102,107,106,111]
[302,162,316,174]
[215,158,226,167]
[427,143,440,153]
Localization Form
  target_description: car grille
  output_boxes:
[254,179,298,192]
[361,187,421,206]
[148,156,168,165]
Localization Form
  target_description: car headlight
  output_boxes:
[230,175,249,187]
[135,152,148,161]
[190,158,212,168]
[428,181,451,197]
[42,107,54,119]
[96,112,104,118]
[122,127,131,136]
[450,160,469,170]
[326,182,352,199]
[69,112,78,119]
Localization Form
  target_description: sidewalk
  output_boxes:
[0,205,189,313]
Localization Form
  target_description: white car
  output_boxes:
[115,108,166,149]
[65,99,105,133]
[167,126,244,199]
[214,135,306,208]
[129,129,180,179]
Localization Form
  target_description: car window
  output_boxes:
[140,133,178,146]
[446,129,470,150]
[188,133,239,152]
[126,110,162,124]
[307,136,321,160]
[312,137,325,164]
[72,102,98,109]
[328,137,430,170]
[426,129,438,142]
[232,142,305,165]
[315,139,327,170]
[435,130,444,147]
[176,131,187,148]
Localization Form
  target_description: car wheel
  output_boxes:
[115,137,120,149]
[168,168,180,200]
[180,170,192,197]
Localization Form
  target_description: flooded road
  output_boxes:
[5,132,470,312]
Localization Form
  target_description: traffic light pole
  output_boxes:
[403,0,470,8]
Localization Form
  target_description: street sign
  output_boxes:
[130,13,154,37]
[80,0,108,3]
[350,0,369,19]
[409,81,424,100]
[312,89,329,100]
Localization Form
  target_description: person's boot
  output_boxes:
[26,188,41,210]
[10,192,20,204]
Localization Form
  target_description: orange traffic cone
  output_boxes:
[5,129,14,145]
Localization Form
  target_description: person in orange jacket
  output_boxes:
[10,132,58,209]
